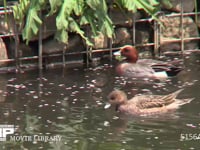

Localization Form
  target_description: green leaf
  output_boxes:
[102,16,114,38]
[73,0,84,16]
[56,0,75,30]
[69,17,93,46]
[116,0,137,13]
[159,0,173,9]
[48,0,62,15]
[12,0,30,22]
[22,7,42,42]
[13,0,167,46]
[80,15,89,25]
[55,30,69,44]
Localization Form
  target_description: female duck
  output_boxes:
[114,45,182,79]
[108,89,193,115]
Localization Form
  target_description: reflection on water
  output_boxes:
[0,53,200,150]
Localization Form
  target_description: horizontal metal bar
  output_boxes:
[135,12,200,23]
[0,34,16,37]
[0,10,12,14]
[161,37,200,43]
[163,49,200,55]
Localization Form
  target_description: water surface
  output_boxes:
[0,54,200,150]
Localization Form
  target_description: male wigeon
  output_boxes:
[108,89,193,116]
[114,45,183,79]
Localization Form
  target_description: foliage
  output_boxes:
[12,0,167,45]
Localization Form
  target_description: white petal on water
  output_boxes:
[58,84,64,87]
[84,105,89,109]
[186,123,196,128]
[46,120,52,124]
[104,103,111,109]
[97,102,103,105]
[30,91,36,94]
[64,97,69,101]
[33,95,38,99]
[112,116,119,120]
[38,105,43,108]
[104,121,110,127]
[141,89,150,92]
[74,140,79,143]
[57,116,65,120]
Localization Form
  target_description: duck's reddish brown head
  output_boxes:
[120,45,138,63]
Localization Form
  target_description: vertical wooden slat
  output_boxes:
[180,0,184,52]
[38,11,43,69]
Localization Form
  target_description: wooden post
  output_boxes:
[154,20,159,56]
[109,38,112,61]
[180,0,184,52]
[62,47,66,67]
[132,14,136,46]
[14,20,19,72]
[38,11,43,70]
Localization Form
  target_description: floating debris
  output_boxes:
[186,123,196,128]
[84,105,89,109]
[104,121,110,127]
[104,103,111,109]
[97,128,102,131]
[8,78,16,82]
[30,91,36,94]
[154,136,159,139]
[33,95,39,99]
[57,116,65,120]
[112,116,119,120]
[58,84,65,87]
[64,96,69,101]
[74,140,79,143]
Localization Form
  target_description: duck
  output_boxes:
[114,45,183,79]
[107,89,193,116]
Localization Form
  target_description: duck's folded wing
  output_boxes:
[138,59,183,73]
[133,94,176,109]
[123,63,155,78]
[138,59,166,66]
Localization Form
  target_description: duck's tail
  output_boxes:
[176,98,194,106]
[166,98,194,110]
[152,59,183,77]
[165,89,194,109]
[162,89,184,105]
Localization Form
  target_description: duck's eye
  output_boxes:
[110,95,116,100]
[123,48,130,53]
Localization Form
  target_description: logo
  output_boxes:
[0,124,62,142]
[0,125,15,141]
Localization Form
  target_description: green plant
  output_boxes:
[12,0,165,45]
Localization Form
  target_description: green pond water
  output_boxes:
[0,53,200,150]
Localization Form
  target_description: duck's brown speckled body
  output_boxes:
[108,89,193,116]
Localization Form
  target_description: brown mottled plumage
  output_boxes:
[108,89,193,116]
